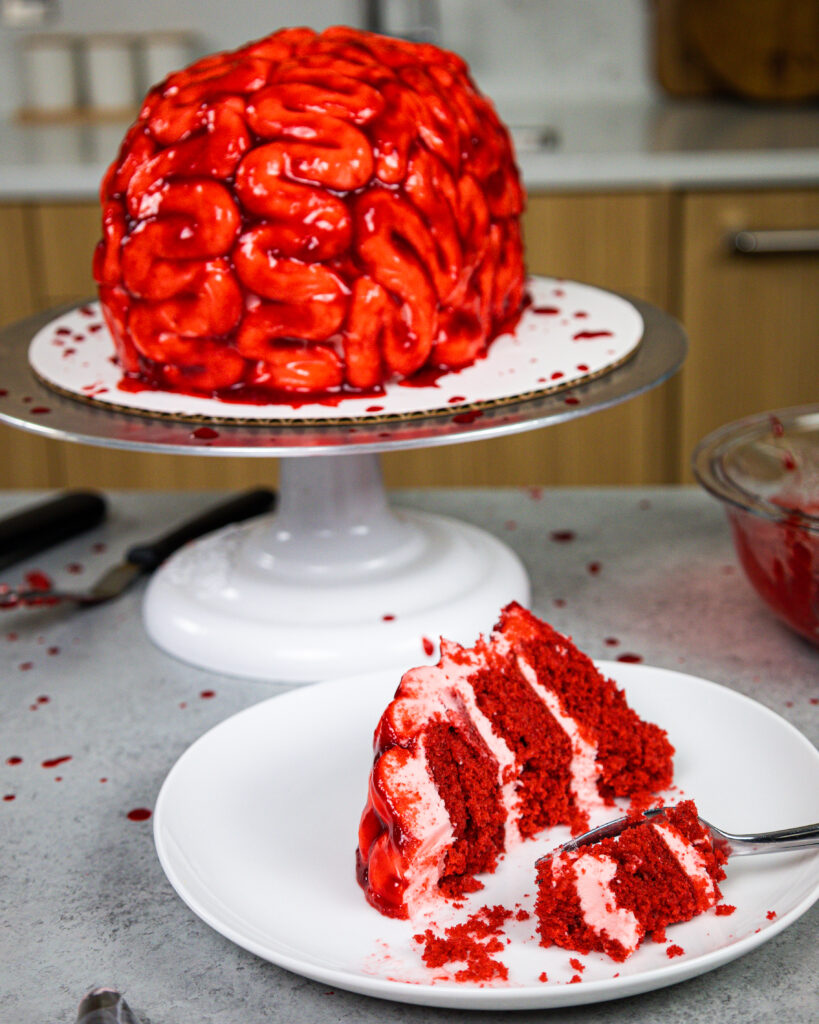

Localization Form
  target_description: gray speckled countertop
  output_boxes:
[0,486,817,1024]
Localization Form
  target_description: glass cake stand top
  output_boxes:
[0,282,686,682]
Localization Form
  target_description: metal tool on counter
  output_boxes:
[0,487,276,608]
[0,490,107,571]
[76,986,143,1024]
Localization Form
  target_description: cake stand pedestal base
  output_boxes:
[142,453,530,682]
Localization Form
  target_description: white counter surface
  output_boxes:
[0,98,817,199]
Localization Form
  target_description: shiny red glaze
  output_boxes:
[728,505,819,646]
[95,26,525,397]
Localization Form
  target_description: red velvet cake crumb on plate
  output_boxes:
[535,801,726,962]
[356,602,674,919]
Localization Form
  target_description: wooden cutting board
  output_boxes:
[654,0,819,102]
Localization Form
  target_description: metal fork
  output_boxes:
[542,806,819,861]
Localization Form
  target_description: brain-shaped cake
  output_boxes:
[94,25,526,397]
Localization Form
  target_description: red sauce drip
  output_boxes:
[25,570,53,591]
[200,689,216,699]
[382,613,395,621]
[564,396,580,406]
[448,395,466,404]
[3,794,15,802]
[397,366,451,389]
[550,371,564,380]
[365,405,384,412]
[422,636,435,656]
[66,562,83,574]
[452,409,483,424]
[30,407,51,415]
[587,561,601,574]
[604,637,620,647]
[92,542,107,553]
[0,389,7,398]
[5,756,22,765]
[191,426,219,440]
[118,374,386,410]
[550,529,575,543]
[19,662,33,671]
[533,306,560,316]
[573,330,613,341]
[47,646,60,656]
[127,807,152,822]
[41,755,72,768]
[617,653,643,663]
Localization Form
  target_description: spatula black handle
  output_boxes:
[125,487,276,571]
[0,490,107,572]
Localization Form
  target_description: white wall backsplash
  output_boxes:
[0,0,654,118]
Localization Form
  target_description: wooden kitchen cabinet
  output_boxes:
[677,188,819,479]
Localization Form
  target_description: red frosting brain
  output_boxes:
[94,25,526,397]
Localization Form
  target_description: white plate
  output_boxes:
[28,277,642,424]
[153,662,819,1010]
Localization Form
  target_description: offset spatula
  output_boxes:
[0,487,276,608]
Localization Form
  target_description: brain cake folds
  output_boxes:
[356,603,674,919]
[94,25,526,398]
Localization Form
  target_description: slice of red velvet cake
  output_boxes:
[356,602,674,919]
[535,801,727,961]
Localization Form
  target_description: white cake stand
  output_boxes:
[0,278,686,682]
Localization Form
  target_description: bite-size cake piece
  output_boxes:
[535,801,727,961]
[94,25,525,398]
[356,603,674,919]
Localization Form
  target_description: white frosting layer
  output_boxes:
[573,853,643,954]
[653,819,718,906]
[378,739,454,912]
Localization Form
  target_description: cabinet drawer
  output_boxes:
[678,188,819,478]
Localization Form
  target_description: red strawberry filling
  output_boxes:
[94,25,526,398]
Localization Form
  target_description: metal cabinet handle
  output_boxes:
[730,229,819,255]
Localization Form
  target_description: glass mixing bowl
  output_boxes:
[693,405,819,647]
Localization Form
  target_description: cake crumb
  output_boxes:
[569,974,582,983]
[766,910,777,920]
[413,905,513,983]
[569,958,585,972]
[666,944,685,958]
[515,908,530,921]
[538,971,549,983]
[715,904,736,916]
